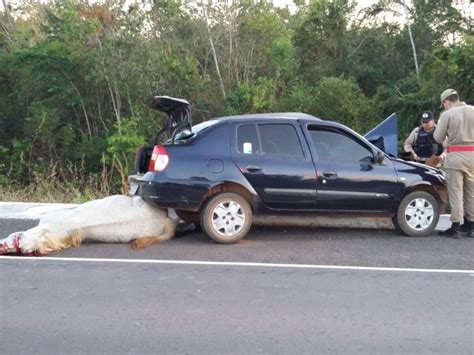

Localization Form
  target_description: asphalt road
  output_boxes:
[1,218,473,269]
[1,218,473,354]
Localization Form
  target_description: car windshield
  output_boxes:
[171,120,219,142]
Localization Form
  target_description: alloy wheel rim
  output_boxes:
[211,201,245,237]
[404,198,434,231]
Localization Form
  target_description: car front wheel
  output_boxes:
[201,193,252,244]
[394,191,439,237]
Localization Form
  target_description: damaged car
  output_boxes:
[129,96,447,243]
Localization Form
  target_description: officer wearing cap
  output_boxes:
[434,88,474,239]
[404,110,446,166]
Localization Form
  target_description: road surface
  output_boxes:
[1,218,473,354]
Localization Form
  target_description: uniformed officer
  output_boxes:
[434,89,474,239]
[404,110,445,165]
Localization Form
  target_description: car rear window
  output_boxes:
[171,120,219,143]
[237,123,304,158]
[259,124,304,158]
[237,124,260,154]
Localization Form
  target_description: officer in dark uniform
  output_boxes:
[404,110,446,165]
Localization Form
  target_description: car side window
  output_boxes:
[237,124,260,155]
[309,128,373,163]
[258,124,304,158]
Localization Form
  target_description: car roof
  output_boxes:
[214,112,321,122]
[207,113,371,145]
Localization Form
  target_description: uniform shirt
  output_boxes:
[434,102,474,171]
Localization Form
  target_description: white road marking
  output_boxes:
[1,256,473,274]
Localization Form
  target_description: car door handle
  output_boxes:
[246,165,262,173]
[322,171,337,178]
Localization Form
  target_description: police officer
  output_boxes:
[434,89,474,239]
[404,110,445,165]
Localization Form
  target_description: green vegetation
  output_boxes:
[0,0,472,201]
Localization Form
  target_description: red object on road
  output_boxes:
[0,233,23,254]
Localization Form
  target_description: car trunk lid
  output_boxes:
[131,96,192,175]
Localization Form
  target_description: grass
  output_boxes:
[0,158,133,203]
[0,176,111,204]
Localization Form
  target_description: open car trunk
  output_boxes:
[132,96,192,174]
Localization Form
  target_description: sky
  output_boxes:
[0,0,395,25]
[275,0,379,12]
[0,0,383,14]
[2,0,472,25]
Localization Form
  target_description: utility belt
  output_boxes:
[447,146,474,153]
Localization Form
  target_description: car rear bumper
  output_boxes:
[128,174,205,210]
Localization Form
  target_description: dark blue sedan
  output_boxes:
[129,96,447,243]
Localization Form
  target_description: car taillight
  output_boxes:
[148,145,169,172]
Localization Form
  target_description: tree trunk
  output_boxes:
[402,1,419,79]
[407,21,419,79]
[204,8,226,98]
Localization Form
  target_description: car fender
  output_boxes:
[201,179,263,213]
[391,158,447,204]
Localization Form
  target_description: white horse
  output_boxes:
[0,195,178,255]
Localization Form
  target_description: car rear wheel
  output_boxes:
[394,191,439,237]
[200,193,252,244]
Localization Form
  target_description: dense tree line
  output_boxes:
[0,0,472,193]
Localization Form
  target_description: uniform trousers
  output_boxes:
[445,168,474,223]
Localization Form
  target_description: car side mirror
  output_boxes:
[375,150,385,164]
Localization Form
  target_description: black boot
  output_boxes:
[439,222,461,239]
[464,221,473,238]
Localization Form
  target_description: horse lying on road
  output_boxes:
[0,195,178,255]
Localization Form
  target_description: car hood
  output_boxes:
[364,113,398,157]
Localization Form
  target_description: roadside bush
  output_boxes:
[104,117,145,194]
[312,77,378,133]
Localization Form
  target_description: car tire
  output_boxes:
[175,210,200,224]
[395,191,439,237]
[200,193,252,244]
